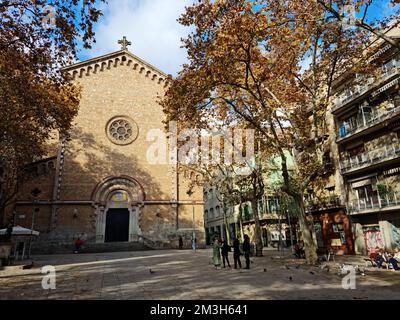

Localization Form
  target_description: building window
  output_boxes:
[267,198,279,215]
[243,204,251,220]
[216,206,220,217]
[205,210,208,220]
[209,189,213,199]
[210,208,214,218]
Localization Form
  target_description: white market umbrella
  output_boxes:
[0,226,39,236]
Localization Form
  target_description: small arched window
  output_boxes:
[216,206,220,217]
[210,208,214,218]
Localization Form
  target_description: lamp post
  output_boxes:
[187,189,196,252]
[286,209,294,248]
[28,188,41,259]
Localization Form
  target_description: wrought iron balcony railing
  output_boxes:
[305,196,344,212]
[332,64,400,113]
[348,191,400,214]
[340,143,400,174]
[337,105,400,141]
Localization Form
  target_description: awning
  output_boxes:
[372,77,400,97]
[0,226,39,236]
[384,166,400,176]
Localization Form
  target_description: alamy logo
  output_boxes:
[146,121,255,174]
[340,265,357,290]
[42,5,56,29]
[342,5,357,28]
[41,265,56,290]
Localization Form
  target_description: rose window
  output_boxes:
[106,116,138,145]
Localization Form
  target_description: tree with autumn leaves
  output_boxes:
[0,0,105,226]
[161,0,400,264]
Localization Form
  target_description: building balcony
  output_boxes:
[332,64,400,114]
[348,191,400,215]
[305,196,345,213]
[337,105,400,143]
[340,143,400,175]
[242,210,281,222]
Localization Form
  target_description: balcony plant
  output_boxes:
[377,184,390,199]
[378,101,389,110]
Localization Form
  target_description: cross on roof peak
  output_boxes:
[118,36,132,50]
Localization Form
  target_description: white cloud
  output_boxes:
[81,0,194,75]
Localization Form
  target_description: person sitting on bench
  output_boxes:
[294,242,305,259]
[375,249,389,268]
[388,249,400,271]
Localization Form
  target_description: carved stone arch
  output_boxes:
[152,74,157,81]
[139,67,145,74]
[92,176,146,243]
[101,62,107,71]
[145,70,151,77]
[72,70,78,79]
[127,59,133,67]
[114,58,120,67]
[93,64,100,73]
[133,63,139,70]
[92,175,145,206]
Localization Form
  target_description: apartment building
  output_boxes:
[203,185,237,245]
[203,153,298,247]
[331,25,400,255]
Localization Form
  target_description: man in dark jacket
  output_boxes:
[221,239,231,268]
[243,235,251,269]
[232,237,242,269]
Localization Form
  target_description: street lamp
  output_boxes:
[28,188,41,258]
[31,188,41,231]
[187,189,196,252]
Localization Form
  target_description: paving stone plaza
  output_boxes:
[1,249,399,300]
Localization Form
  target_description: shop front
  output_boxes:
[313,209,354,255]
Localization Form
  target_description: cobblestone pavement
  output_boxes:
[1,249,399,300]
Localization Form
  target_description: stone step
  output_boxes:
[31,241,153,255]
[84,241,153,253]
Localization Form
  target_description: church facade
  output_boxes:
[8,39,204,252]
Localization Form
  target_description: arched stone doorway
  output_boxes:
[92,176,145,243]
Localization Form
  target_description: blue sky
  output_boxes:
[77,0,194,75]
[77,0,397,75]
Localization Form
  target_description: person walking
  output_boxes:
[192,237,197,251]
[74,237,83,254]
[243,234,251,269]
[212,237,222,269]
[221,239,231,268]
[232,237,242,269]
[178,236,183,250]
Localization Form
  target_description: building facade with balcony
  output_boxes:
[203,153,299,248]
[331,25,400,255]
[203,185,237,245]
